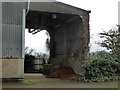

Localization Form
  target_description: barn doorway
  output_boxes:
[24,29,50,73]
[25,9,85,74]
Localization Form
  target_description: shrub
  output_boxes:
[82,54,120,82]
[24,54,35,73]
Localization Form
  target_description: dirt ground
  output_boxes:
[2,73,119,88]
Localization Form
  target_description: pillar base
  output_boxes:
[1,59,24,79]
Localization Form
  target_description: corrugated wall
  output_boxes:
[2,2,26,59]
[2,2,26,25]
[2,25,22,58]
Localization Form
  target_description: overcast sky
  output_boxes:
[25,0,119,54]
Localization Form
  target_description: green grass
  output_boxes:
[23,80,37,85]
[91,81,119,87]
[3,74,119,89]
[21,77,67,86]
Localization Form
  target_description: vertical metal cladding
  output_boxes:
[2,2,26,25]
[2,2,26,59]
[2,25,22,58]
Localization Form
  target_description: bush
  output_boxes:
[42,64,53,76]
[82,54,120,82]
[71,75,119,82]
[24,54,35,73]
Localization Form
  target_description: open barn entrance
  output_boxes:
[24,29,50,73]
[25,9,86,75]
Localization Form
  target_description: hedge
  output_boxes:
[82,54,120,82]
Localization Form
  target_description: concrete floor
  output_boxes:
[2,73,119,88]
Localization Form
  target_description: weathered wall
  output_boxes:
[50,16,89,74]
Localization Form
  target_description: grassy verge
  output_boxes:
[91,81,119,87]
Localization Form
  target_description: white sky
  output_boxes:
[25,0,119,54]
[25,30,49,54]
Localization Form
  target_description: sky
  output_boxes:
[25,0,119,54]
[25,30,49,54]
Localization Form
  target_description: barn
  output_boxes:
[0,1,90,80]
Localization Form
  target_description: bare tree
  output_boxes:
[99,26,120,54]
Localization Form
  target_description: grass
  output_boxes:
[21,75,68,86]
[23,80,37,85]
[91,81,119,87]
[22,76,119,88]
[2,74,119,89]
